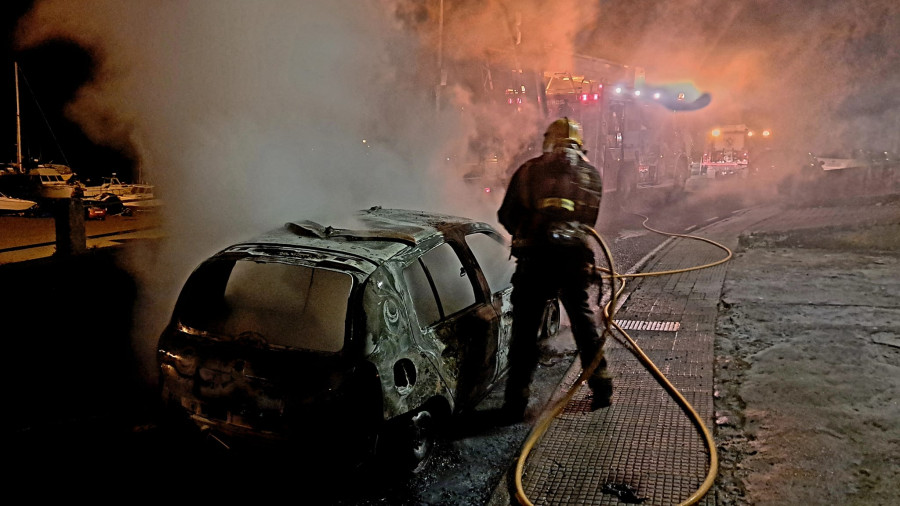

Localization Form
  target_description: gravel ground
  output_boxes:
[714,200,900,505]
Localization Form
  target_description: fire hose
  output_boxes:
[513,214,732,506]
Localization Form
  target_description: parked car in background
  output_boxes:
[156,207,560,472]
[83,192,133,216]
[84,205,107,221]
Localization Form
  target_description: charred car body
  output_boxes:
[157,207,559,471]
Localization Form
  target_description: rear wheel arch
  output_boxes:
[379,395,451,474]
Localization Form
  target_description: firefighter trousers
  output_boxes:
[503,246,609,415]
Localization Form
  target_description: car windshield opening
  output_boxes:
[179,259,352,352]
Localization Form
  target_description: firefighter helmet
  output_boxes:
[543,117,584,152]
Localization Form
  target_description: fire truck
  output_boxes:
[700,124,756,177]
[540,56,695,204]
[452,52,696,205]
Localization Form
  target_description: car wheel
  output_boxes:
[405,408,434,473]
[539,298,560,340]
[383,405,437,474]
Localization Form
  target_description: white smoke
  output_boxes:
[14,0,520,380]
[18,0,898,382]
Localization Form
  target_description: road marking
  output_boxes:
[705,216,719,222]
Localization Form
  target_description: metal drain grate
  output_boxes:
[613,320,681,332]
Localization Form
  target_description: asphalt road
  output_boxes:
[2,179,756,503]
[0,209,163,263]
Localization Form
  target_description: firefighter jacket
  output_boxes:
[498,143,603,252]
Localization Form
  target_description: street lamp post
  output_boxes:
[435,0,444,113]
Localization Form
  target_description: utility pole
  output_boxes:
[435,0,444,114]
[15,62,23,174]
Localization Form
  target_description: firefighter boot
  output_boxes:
[588,371,613,410]
[499,386,530,425]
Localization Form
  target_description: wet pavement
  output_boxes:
[488,193,900,505]
[4,189,898,504]
[0,211,162,264]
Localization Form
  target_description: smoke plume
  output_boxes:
[14,0,899,380]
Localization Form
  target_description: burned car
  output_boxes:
[83,192,133,216]
[157,207,559,471]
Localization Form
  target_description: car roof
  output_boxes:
[216,207,495,275]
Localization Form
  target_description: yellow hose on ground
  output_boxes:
[513,215,731,506]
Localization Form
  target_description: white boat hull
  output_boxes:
[0,195,37,212]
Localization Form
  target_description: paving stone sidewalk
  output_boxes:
[500,196,900,505]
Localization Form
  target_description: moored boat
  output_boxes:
[0,191,37,213]
[28,166,77,199]
[83,175,156,203]
[82,175,130,198]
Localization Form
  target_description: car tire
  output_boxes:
[406,409,434,472]
[382,404,439,474]
[539,298,560,340]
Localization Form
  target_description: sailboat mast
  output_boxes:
[14,62,23,174]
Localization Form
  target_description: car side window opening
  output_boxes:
[403,242,477,328]
[181,259,352,352]
[404,258,441,326]
[465,232,514,295]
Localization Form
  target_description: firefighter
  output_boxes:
[497,117,612,422]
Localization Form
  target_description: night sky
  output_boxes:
[2,0,134,184]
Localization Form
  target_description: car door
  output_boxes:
[462,230,515,381]
[402,240,497,409]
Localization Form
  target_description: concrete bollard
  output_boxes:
[53,197,86,256]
